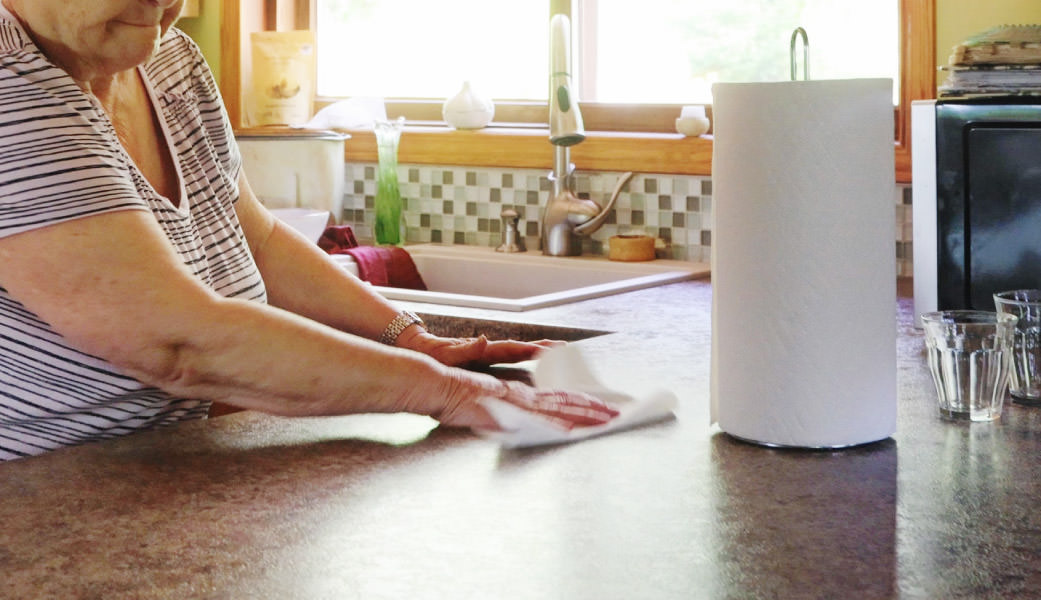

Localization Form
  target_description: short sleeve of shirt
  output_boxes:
[0,20,149,239]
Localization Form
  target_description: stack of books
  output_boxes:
[939,25,1041,98]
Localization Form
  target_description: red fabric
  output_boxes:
[342,246,389,286]
[318,225,360,254]
[382,246,427,290]
[343,246,427,290]
[319,225,425,289]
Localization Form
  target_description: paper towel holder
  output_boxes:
[790,27,810,81]
[709,78,898,450]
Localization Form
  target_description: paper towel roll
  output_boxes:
[709,79,896,448]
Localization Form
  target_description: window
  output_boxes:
[580,0,899,104]
[315,1,899,104]
[316,1,548,101]
[222,0,934,180]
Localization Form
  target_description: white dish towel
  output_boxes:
[477,344,678,448]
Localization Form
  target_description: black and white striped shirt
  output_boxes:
[0,13,267,460]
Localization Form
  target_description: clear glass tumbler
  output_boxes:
[921,310,1016,422]
[994,289,1041,405]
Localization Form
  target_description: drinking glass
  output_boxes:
[993,289,1041,404]
[921,310,1016,422]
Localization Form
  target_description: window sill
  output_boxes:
[335,125,911,182]
[338,126,714,176]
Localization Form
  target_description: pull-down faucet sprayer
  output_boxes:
[542,14,633,256]
[548,14,585,149]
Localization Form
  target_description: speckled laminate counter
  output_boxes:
[3,278,1041,599]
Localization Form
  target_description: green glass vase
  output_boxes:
[374,117,405,245]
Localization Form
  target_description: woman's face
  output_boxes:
[4,0,185,81]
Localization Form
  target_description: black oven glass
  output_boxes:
[936,100,1041,310]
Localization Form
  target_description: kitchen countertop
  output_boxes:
[4,277,1041,599]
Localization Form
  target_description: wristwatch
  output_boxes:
[378,310,425,346]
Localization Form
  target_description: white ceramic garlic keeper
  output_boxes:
[443,81,494,130]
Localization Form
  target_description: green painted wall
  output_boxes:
[176,0,222,82]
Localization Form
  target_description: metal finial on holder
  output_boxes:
[790,27,809,81]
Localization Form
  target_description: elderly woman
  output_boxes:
[0,0,616,460]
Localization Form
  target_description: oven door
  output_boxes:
[936,101,1041,311]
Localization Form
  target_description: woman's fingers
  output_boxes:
[500,381,618,430]
[429,372,621,432]
[417,334,551,367]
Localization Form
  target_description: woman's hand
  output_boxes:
[482,380,621,431]
[405,369,619,431]
[398,328,563,368]
[392,327,619,431]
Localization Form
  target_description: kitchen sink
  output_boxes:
[418,313,610,342]
[335,244,709,311]
[417,313,611,383]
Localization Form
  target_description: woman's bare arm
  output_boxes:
[0,188,616,429]
[232,173,408,342]
[0,204,473,418]
[233,172,551,367]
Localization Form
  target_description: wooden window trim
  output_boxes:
[223,0,934,182]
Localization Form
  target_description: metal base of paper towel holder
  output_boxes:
[720,431,894,451]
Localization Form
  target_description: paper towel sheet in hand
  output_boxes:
[476,345,677,449]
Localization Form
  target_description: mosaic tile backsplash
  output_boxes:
[340,163,914,276]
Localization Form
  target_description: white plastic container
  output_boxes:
[236,130,349,221]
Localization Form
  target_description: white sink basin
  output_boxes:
[332,244,709,311]
[269,208,331,243]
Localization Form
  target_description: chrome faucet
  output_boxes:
[542,14,633,256]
